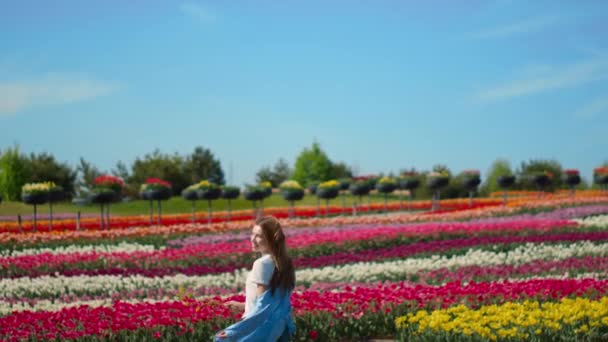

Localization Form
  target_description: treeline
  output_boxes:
[0,142,606,202]
[0,146,224,201]
[254,144,607,200]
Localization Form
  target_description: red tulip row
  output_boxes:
[1,278,606,341]
[1,200,501,234]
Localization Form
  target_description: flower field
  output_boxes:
[0,198,501,233]
[1,191,608,341]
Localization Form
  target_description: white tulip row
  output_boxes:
[574,214,608,228]
[1,241,607,299]
[503,272,608,283]
[0,270,248,299]
[294,241,608,284]
[0,242,162,257]
[2,271,607,316]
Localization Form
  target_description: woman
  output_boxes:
[215,216,296,341]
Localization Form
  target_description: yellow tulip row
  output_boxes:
[396,297,608,341]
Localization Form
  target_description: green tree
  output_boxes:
[292,142,335,186]
[331,161,353,179]
[25,152,77,197]
[112,160,133,196]
[0,145,29,200]
[183,146,225,185]
[518,159,563,191]
[112,160,130,182]
[255,166,274,186]
[130,149,189,194]
[480,159,513,195]
[272,158,292,185]
[255,158,292,187]
[75,157,101,197]
[77,157,101,186]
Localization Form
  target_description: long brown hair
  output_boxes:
[255,216,295,294]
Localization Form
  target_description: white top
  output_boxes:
[244,254,276,317]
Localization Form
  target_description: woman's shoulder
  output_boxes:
[254,254,275,267]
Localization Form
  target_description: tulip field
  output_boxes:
[1,192,608,341]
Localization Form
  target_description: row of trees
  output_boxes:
[1,142,606,202]
[0,146,225,201]
[259,146,607,200]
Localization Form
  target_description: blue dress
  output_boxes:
[214,288,295,341]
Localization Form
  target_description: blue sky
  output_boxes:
[1,0,607,186]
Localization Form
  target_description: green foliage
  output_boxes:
[255,158,291,187]
[25,152,77,198]
[111,160,134,197]
[243,184,268,201]
[432,164,452,177]
[182,146,225,185]
[331,161,353,179]
[518,159,563,191]
[292,142,335,187]
[0,145,30,201]
[480,159,513,195]
[130,149,188,194]
[272,158,292,185]
[255,166,274,185]
[74,157,102,197]
[220,185,240,200]
[130,146,224,194]
[441,173,466,198]
[112,161,130,184]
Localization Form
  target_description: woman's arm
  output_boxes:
[225,300,245,310]
[224,284,266,310]
[256,284,268,297]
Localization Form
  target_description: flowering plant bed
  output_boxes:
[280,180,305,201]
[140,178,172,201]
[317,180,340,199]
[376,177,397,194]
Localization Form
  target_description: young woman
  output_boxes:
[215,216,296,341]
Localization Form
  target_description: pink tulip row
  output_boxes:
[163,203,608,247]
[183,218,578,254]
[1,278,606,341]
[3,230,607,279]
[0,219,577,274]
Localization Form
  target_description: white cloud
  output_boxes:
[179,2,216,23]
[470,15,558,40]
[0,73,118,117]
[574,94,608,119]
[474,57,608,103]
